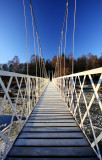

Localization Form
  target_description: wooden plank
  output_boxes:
[44,94,59,95]
[33,110,69,112]
[39,101,64,102]
[39,102,65,104]
[25,122,77,127]
[36,107,67,109]
[29,117,73,119]
[22,126,81,132]
[18,132,84,139]
[14,138,89,147]
[31,112,71,114]
[39,101,64,103]
[8,147,96,157]
[39,100,64,102]
[29,117,74,120]
[35,106,67,108]
[33,107,70,110]
[40,96,62,97]
[44,93,60,94]
[38,103,66,105]
[27,119,75,123]
[40,96,63,97]
[30,114,72,116]
[30,114,73,117]
[6,157,98,160]
[30,115,73,117]
[32,111,69,113]
[36,105,66,107]
[35,108,68,110]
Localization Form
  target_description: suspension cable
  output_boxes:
[23,0,29,75]
[30,2,37,77]
[30,0,47,78]
[54,0,69,78]
[72,0,76,74]
[64,1,68,76]
[60,30,63,77]
[30,0,43,58]
[39,48,42,77]
[58,46,60,77]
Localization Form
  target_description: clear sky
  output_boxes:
[0,0,102,64]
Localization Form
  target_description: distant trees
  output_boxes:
[2,64,8,71]
[2,56,20,72]
[45,59,52,75]
[1,53,102,76]
[53,53,102,76]
[99,54,102,67]
[29,54,36,76]
[87,54,99,70]
[8,56,20,72]
[52,56,57,68]
[76,54,87,72]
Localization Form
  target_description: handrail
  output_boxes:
[54,67,102,78]
[0,70,44,78]
[53,67,102,160]
[0,70,49,159]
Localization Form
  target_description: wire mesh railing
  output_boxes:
[0,70,49,159]
[53,67,102,160]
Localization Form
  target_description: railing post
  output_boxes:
[58,78,60,91]
[65,78,68,103]
[63,78,65,101]
[60,78,61,95]
[40,78,42,96]
[61,78,62,95]
[70,77,75,114]
[63,78,66,101]
[36,77,38,103]
[69,78,73,113]
[72,77,75,114]
[39,77,41,97]
[27,77,30,115]
[42,78,44,92]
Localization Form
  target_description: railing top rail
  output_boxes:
[0,70,48,79]
[54,67,102,79]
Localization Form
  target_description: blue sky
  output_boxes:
[0,0,102,64]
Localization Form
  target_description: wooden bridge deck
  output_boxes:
[6,82,98,160]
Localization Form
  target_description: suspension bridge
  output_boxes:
[0,0,102,160]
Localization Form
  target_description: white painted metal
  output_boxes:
[53,67,102,160]
[0,70,49,159]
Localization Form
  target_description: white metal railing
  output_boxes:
[0,70,49,159]
[53,67,102,160]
